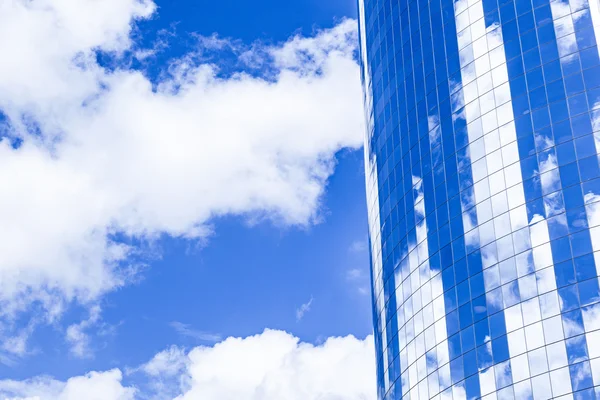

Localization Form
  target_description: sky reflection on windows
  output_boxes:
[359,0,600,397]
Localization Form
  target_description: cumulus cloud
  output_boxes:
[0,330,375,400]
[171,330,374,400]
[0,0,363,324]
[0,369,135,400]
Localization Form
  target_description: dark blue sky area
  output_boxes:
[150,0,358,41]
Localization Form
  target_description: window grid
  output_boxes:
[359,0,600,396]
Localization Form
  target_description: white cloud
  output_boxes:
[0,330,375,400]
[295,296,314,322]
[0,369,135,400]
[0,0,363,325]
[173,330,374,400]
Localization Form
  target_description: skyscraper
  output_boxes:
[358,0,600,397]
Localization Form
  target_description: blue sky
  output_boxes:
[147,0,357,39]
[0,0,375,398]
[16,149,372,381]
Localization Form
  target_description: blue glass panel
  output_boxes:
[359,0,600,396]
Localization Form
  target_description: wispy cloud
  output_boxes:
[0,320,38,365]
[296,296,314,322]
[346,268,362,280]
[345,268,370,296]
[349,239,368,253]
[169,322,221,343]
[66,306,102,359]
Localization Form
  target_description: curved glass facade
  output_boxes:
[358,0,600,397]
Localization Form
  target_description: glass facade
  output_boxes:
[358,0,600,397]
